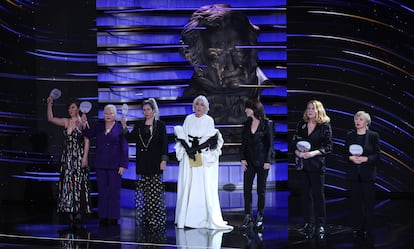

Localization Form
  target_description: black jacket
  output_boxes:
[293,120,333,173]
[240,118,274,168]
[125,119,168,175]
[345,129,380,181]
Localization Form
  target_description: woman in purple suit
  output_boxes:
[83,104,129,225]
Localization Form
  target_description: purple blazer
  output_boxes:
[83,121,129,170]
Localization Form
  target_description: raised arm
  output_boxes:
[47,96,67,127]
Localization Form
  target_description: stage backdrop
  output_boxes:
[95,0,288,194]
[288,0,414,197]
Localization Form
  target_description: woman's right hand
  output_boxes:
[241,160,248,171]
[47,96,53,104]
[81,113,87,122]
[81,113,89,129]
[121,116,127,128]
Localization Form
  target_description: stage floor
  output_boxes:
[0,189,413,248]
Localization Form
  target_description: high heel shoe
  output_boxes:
[255,214,264,231]
[318,226,326,239]
[240,214,253,229]
[298,223,314,234]
[74,213,82,224]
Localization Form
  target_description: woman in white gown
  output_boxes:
[174,95,233,230]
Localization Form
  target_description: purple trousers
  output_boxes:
[95,169,122,219]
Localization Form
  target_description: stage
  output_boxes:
[0,189,413,249]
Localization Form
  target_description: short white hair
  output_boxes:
[192,95,209,114]
[354,111,371,127]
[104,104,118,119]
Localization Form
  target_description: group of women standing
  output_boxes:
[48,98,129,227]
[174,96,274,231]
[293,100,380,238]
[47,94,273,232]
[47,93,379,239]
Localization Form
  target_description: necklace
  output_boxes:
[138,126,153,152]
[105,121,115,135]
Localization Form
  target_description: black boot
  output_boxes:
[241,214,253,229]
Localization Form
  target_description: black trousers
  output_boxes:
[243,165,269,215]
[350,178,375,232]
[300,171,326,227]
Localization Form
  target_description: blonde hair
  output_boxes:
[303,100,330,124]
[354,111,371,128]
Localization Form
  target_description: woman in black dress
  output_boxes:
[47,96,91,227]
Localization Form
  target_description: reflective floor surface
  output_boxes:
[0,189,413,248]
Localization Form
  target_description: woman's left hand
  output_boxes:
[160,161,167,171]
[350,155,368,164]
[81,157,88,168]
[118,167,126,175]
[263,163,271,170]
[303,150,317,159]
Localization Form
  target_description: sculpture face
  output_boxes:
[181,4,265,124]
[201,27,254,89]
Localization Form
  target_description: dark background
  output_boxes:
[288,0,414,197]
[0,0,97,202]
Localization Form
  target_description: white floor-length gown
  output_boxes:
[174,113,233,230]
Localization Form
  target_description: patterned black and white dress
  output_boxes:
[57,128,92,215]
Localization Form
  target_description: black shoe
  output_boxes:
[353,228,364,237]
[255,214,264,231]
[353,229,358,237]
[318,226,326,239]
[363,230,373,238]
[74,217,82,225]
[257,232,263,242]
[108,218,118,225]
[240,214,253,229]
[99,218,108,226]
[298,223,314,234]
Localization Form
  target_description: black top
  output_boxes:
[240,118,274,168]
[293,120,333,173]
[345,129,380,181]
[125,119,168,175]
